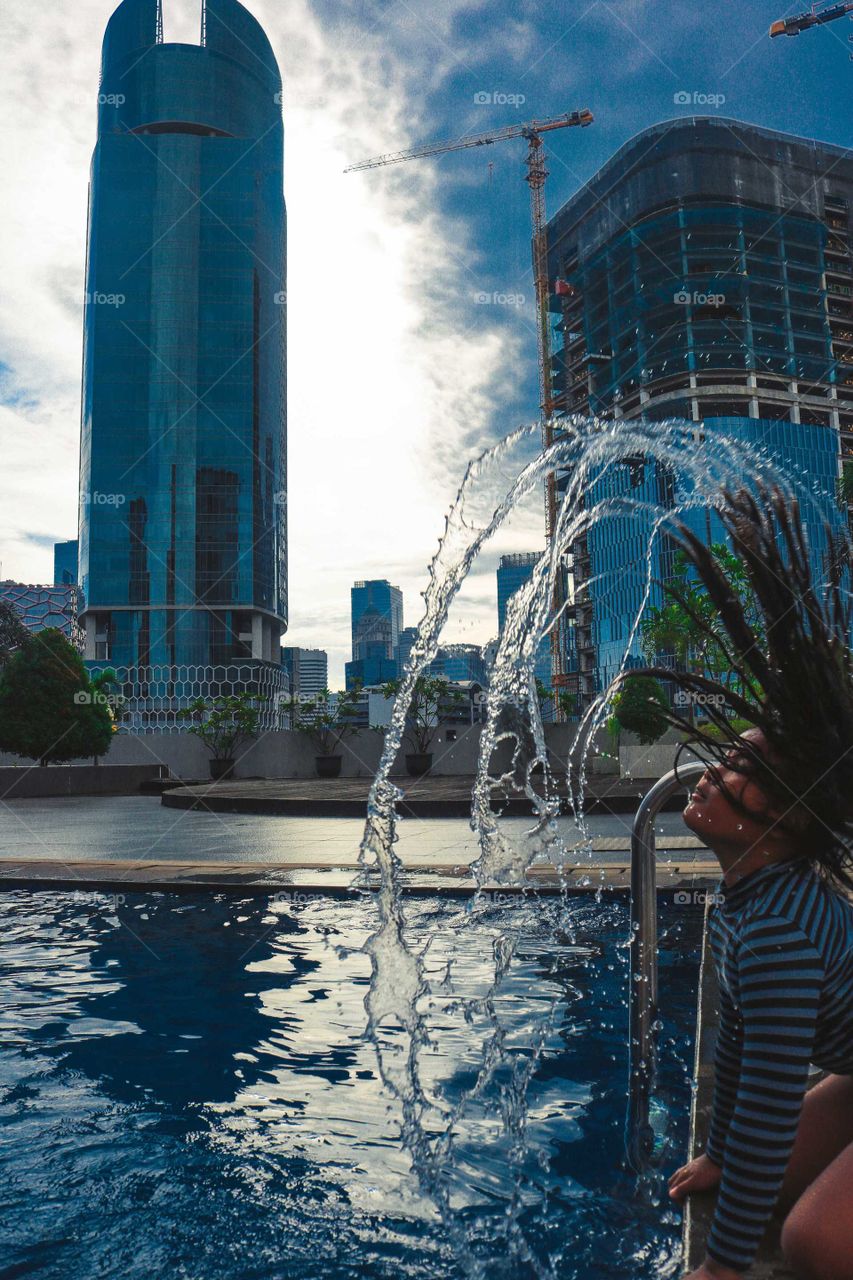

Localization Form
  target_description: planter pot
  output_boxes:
[315,755,343,779]
[209,758,235,781]
[405,752,433,777]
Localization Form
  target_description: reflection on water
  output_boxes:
[0,890,699,1279]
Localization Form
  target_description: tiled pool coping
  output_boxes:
[0,856,720,896]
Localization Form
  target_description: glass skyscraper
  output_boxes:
[77,0,287,729]
[544,117,852,704]
[345,579,403,689]
[496,553,555,715]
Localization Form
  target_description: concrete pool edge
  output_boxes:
[0,857,721,897]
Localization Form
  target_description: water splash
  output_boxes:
[358,413,815,1277]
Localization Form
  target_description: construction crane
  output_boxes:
[770,2,853,37]
[345,109,593,541]
[346,111,594,707]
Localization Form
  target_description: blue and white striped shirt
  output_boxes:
[705,857,853,1271]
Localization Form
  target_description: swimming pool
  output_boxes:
[0,889,701,1279]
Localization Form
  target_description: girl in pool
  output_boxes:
[639,488,853,1279]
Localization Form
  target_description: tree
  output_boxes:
[641,545,761,698]
[178,692,263,764]
[0,600,27,669]
[608,674,669,745]
[0,628,113,765]
[287,687,362,756]
[381,675,464,754]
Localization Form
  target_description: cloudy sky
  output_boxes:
[0,0,850,683]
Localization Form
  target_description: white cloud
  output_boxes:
[0,0,541,684]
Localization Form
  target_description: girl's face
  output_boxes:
[682,730,787,851]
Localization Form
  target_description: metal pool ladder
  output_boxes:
[627,760,706,1171]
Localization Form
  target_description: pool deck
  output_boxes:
[683,916,796,1279]
[159,774,685,818]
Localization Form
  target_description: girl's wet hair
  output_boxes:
[634,484,853,893]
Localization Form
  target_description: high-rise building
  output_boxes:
[346,579,403,688]
[53,541,78,587]
[394,624,419,676]
[429,644,487,685]
[496,553,554,715]
[77,0,287,730]
[281,647,328,699]
[545,117,851,702]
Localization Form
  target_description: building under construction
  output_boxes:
[543,116,853,705]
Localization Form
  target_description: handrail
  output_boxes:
[627,760,706,1171]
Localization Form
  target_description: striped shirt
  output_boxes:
[705,856,853,1272]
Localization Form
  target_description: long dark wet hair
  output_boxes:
[634,484,853,894]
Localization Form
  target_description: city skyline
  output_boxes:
[1,0,851,685]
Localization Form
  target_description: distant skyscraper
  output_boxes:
[429,644,487,685]
[53,540,78,587]
[545,117,852,702]
[496,554,553,712]
[394,625,419,676]
[77,0,287,730]
[282,647,328,699]
[346,579,403,688]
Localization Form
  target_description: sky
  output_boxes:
[0,0,850,683]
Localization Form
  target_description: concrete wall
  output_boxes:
[619,729,701,779]
[0,723,611,781]
[0,763,167,798]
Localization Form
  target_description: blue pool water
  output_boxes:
[0,890,701,1279]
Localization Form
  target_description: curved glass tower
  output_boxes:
[78,0,286,728]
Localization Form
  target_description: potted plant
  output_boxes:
[381,675,463,777]
[288,686,362,778]
[178,692,263,780]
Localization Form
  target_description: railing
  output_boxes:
[627,760,706,1171]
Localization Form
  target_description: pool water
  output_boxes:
[0,890,701,1279]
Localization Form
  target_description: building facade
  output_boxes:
[544,117,852,702]
[53,540,78,587]
[0,582,82,648]
[77,0,287,730]
[346,579,403,689]
[496,553,555,715]
[281,646,328,700]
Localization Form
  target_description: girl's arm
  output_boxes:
[705,915,823,1272]
[705,979,744,1166]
